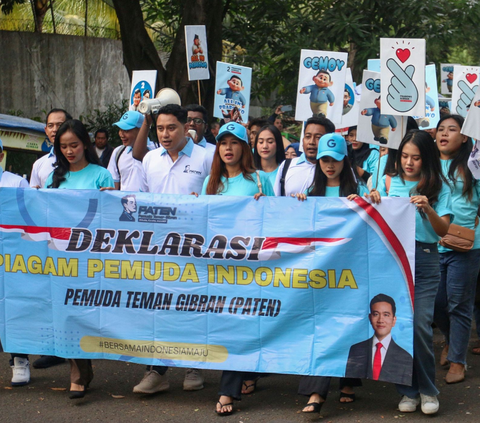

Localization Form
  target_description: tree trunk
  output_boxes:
[33,0,50,33]
[112,0,223,120]
[111,0,166,90]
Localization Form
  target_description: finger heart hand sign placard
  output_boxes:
[452,65,480,118]
[380,38,426,116]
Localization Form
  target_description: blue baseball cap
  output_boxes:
[113,111,145,130]
[317,133,348,161]
[216,122,248,143]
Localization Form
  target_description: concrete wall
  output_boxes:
[0,31,130,120]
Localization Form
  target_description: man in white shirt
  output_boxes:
[132,104,212,395]
[30,109,72,188]
[107,111,145,191]
[274,116,335,196]
[185,104,216,156]
[0,137,31,386]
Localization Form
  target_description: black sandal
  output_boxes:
[302,402,323,413]
[216,400,234,416]
[241,378,259,394]
[339,392,356,403]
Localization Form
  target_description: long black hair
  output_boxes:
[308,155,358,197]
[436,114,475,200]
[49,119,99,188]
[253,125,286,170]
[393,130,445,215]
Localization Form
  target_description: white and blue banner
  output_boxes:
[0,189,415,384]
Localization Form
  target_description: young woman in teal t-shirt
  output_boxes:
[433,115,480,384]
[47,119,114,400]
[369,130,452,415]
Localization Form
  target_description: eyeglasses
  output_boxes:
[187,117,206,125]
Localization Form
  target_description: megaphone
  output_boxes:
[137,88,181,114]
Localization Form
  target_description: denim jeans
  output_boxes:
[434,249,480,364]
[397,242,440,398]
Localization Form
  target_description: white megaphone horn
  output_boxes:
[137,88,181,114]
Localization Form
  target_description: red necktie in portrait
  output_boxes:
[373,342,383,380]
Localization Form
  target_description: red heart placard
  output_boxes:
[466,73,478,84]
[396,48,410,63]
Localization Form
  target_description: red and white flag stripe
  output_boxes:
[0,224,72,251]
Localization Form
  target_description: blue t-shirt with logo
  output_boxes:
[46,163,114,189]
[439,159,480,251]
[377,175,453,243]
[201,172,274,196]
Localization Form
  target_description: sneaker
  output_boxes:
[32,355,66,369]
[183,368,204,391]
[420,394,439,415]
[11,357,30,386]
[398,395,420,412]
[133,370,169,394]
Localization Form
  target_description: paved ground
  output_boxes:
[1,329,479,422]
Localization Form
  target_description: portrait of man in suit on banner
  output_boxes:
[345,294,413,385]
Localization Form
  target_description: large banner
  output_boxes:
[0,189,415,384]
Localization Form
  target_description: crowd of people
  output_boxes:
[0,101,479,418]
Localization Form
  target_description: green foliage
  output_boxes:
[79,99,129,147]
[0,0,25,15]
[139,0,480,108]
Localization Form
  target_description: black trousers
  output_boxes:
[218,371,261,401]
[298,376,362,399]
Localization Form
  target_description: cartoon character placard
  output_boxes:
[380,38,426,116]
[129,70,157,111]
[451,66,480,118]
[461,85,480,141]
[184,25,210,81]
[341,68,359,128]
[357,70,407,150]
[213,62,252,123]
[295,49,348,124]
[413,64,440,130]
[440,63,458,95]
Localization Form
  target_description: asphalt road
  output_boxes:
[0,329,479,422]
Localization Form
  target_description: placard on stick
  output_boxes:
[184,25,210,81]
[451,65,480,117]
[413,64,440,130]
[340,68,359,129]
[357,70,406,150]
[213,62,252,123]
[129,71,157,111]
[295,49,347,124]
[440,63,458,95]
[380,38,425,117]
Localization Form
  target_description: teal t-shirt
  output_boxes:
[259,168,279,189]
[377,175,453,243]
[371,154,388,189]
[362,148,380,175]
[46,163,114,189]
[306,183,369,197]
[439,159,480,251]
[201,172,274,196]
